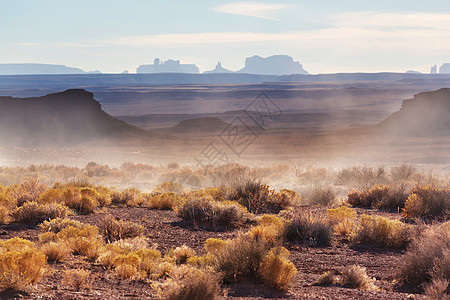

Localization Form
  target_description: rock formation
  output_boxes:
[137,58,199,74]
[439,63,450,74]
[0,63,100,75]
[203,62,233,74]
[0,89,148,146]
[237,55,309,75]
[378,88,450,136]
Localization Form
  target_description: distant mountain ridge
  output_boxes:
[237,55,309,75]
[0,63,101,75]
[0,89,152,146]
[379,88,450,136]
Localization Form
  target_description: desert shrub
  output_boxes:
[40,241,70,263]
[210,234,267,281]
[204,238,228,257]
[350,214,411,249]
[424,277,449,299]
[247,215,286,247]
[341,265,377,290]
[153,182,184,194]
[11,201,70,224]
[39,217,82,233]
[335,166,387,189]
[110,187,141,206]
[0,206,9,224]
[135,248,162,275]
[347,184,408,211]
[257,247,296,290]
[56,224,103,260]
[157,265,219,300]
[176,197,248,229]
[148,192,183,210]
[99,215,144,243]
[228,179,292,214]
[403,185,450,220]
[304,186,337,206]
[317,271,338,285]
[172,245,196,264]
[0,238,46,291]
[112,236,149,252]
[63,269,91,290]
[11,178,47,206]
[0,185,16,209]
[38,232,57,244]
[390,164,417,182]
[113,253,141,279]
[284,212,333,246]
[327,206,357,237]
[399,222,450,285]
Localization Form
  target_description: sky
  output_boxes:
[2,0,450,74]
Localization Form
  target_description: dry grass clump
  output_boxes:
[327,206,357,237]
[39,217,82,233]
[110,187,141,206]
[317,271,338,285]
[155,265,220,300]
[0,237,46,291]
[206,233,296,290]
[11,201,70,224]
[171,245,196,264]
[350,214,411,249]
[148,192,183,210]
[247,215,286,247]
[99,215,144,242]
[11,178,47,206]
[341,265,377,290]
[347,184,408,211]
[284,212,333,246]
[153,182,184,194]
[176,197,249,230]
[403,185,449,220]
[303,185,337,206]
[228,179,294,214]
[335,166,388,189]
[63,268,92,290]
[40,242,70,263]
[257,247,297,290]
[56,224,103,260]
[424,277,449,300]
[399,222,450,288]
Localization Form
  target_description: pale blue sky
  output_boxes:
[2,0,450,74]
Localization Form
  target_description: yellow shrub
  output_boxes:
[0,237,34,252]
[63,268,91,290]
[153,182,184,194]
[341,265,377,290]
[11,202,70,224]
[38,232,57,244]
[135,248,162,275]
[113,253,141,279]
[0,205,9,224]
[0,240,46,291]
[205,238,227,256]
[39,188,63,204]
[39,217,82,233]
[327,206,357,236]
[56,224,103,260]
[172,245,196,264]
[403,185,450,220]
[40,242,70,263]
[257,247,296,290]
[350,214,411,249]
[148,192,183,210]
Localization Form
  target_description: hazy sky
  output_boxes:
[2,0,450,74]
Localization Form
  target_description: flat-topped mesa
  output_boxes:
[378,88,450,136]
[238,55,309,76]
[0,89,147,146]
